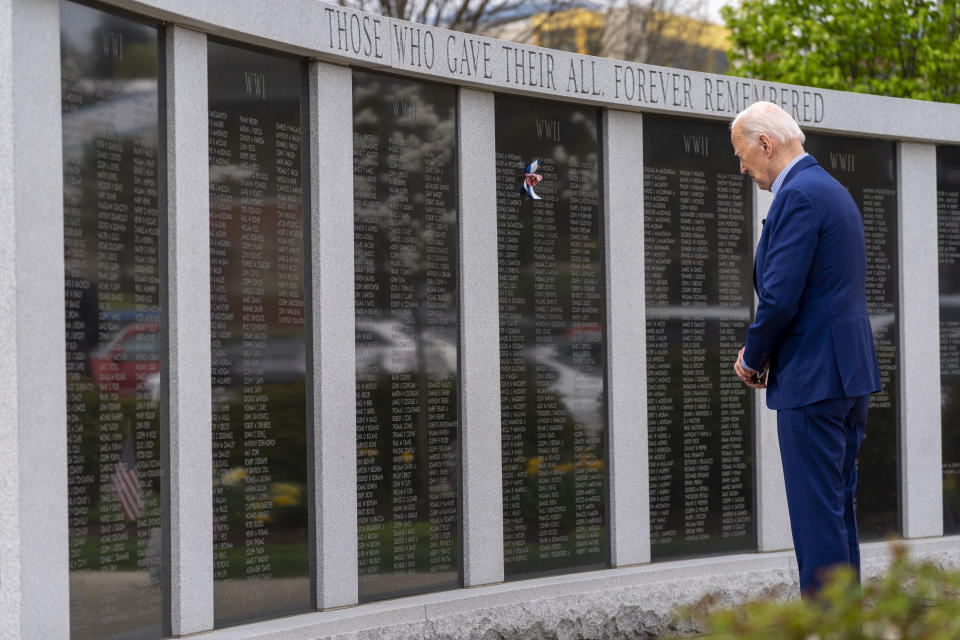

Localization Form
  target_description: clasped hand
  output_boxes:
[734,346,768,389]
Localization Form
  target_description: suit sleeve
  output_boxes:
[743,189,819,371]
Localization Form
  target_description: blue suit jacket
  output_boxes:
[743,154,882,410]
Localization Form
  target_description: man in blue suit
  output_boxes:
[730,101,882,596]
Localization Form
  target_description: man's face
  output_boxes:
[731,125,773,191]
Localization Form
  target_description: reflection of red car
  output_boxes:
[90,322,161,396]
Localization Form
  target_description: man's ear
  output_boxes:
[758,133,773,156]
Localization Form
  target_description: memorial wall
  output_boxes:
[803,135,900,540]
[352,70,461,601]
[939,145,960,534]
[60,2,165,638]
[34,0,960,637]
[207,41,310,625]
[495,95,608,578]
[643,115,756,559]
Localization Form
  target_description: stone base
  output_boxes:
[194,537,960,640]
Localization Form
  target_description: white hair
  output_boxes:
[731,101,805,145]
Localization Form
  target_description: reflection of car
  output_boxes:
[212,336,306,387]
[355,319,457,376]
[90,322,161,396]
[645,305,751,322]
[534,323,605,434]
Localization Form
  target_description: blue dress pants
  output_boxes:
[777,394,869,595]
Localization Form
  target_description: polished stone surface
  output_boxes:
[939,144,960,535]
[643,115,756,560]
[61,3,165,636]
[207,39,310,626]
[804,134,900,541]
[495,93,608,579]
[352,69,461,602]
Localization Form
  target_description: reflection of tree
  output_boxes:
[353,72,461,598]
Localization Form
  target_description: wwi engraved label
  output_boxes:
[938,145,960,534]
[643,116,756,560]
[353,70,460,602]
[60,2,164,637]
[208,41,310,626]
[804,134,900,539]
[495,94,609,579]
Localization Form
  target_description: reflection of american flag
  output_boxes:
[113,434,144,521]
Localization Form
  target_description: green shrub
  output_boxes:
[675,544,960,639]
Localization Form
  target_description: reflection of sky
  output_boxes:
[61,89,158,158]
[60,0,106,57]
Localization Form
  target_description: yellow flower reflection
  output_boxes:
[221,467,247,486]
[526,456,541,475]
[270,482,303,508]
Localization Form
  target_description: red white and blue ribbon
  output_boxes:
[522,160,543,200]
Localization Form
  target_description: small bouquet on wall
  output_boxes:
[522,159,543,200]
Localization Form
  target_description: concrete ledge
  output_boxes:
[187,537,960,639]
[100,0,960,142]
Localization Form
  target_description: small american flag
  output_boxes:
[113,433,144,522]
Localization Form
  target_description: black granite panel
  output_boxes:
[207,40,310,626]
[495,94,608,579]
[60,2,165,637]
[804,134,900,540]
[643,115,756,560]
[352,70,460,601]
[938,145,960,534]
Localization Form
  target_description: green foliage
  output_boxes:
[721,0,960,103]
[675,544,960,639]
